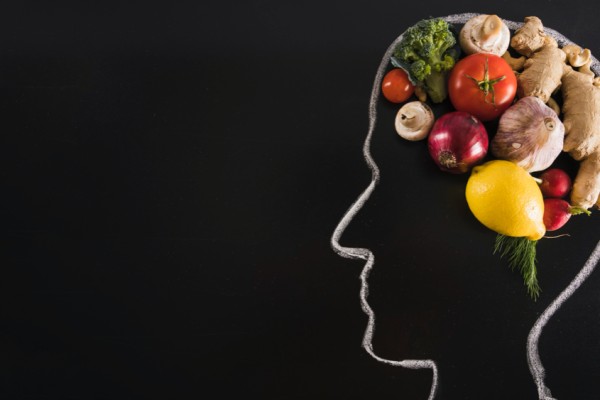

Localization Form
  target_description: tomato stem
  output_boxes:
[465,57,506,107]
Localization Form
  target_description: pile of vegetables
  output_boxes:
[384,15,598,299]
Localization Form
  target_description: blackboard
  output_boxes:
[2,1,600,399]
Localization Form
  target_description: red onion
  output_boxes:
[428,111,489,174]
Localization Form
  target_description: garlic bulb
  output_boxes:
[491,96,564,172]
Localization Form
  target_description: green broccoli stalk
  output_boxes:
[391,18,459,103]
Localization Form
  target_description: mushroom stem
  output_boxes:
[394,101,434,141]
[481,15,502,41]
[400,111,419,129]
[459,14,509,56]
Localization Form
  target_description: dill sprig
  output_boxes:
[493,234,540,300]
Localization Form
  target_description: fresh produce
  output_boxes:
[570,153,600,209]
[459,14,510,56]
[501,51,526,72]
[491,96,564,172]
[466,160,546,298]
[384,14,599,299]
[538,168,572,198]
[562,44,591,68]
[382,68,415,103]
[510,16,565,103]
[466,160,546,240]
[543,198,591,231]
[427,111,488,173]
[391,18,459,103]
[448,53,517,121]
[493,235,540,299]
[394,101,434,141]
[561,62,600,209]
[505,15,600,209]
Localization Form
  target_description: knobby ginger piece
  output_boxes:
[561,66,600,209]
[517,44,565,102]
[511,17,566,102]
[571,152,600,209]
[510,16,548,56]
[502,51,526,71]
[561,67,600,160]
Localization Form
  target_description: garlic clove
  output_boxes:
[491,96,565,172]
[394,101,434,141]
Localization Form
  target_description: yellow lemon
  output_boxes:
[466,160,546,240]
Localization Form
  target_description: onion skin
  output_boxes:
[428,111,489,174]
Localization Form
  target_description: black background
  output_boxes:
[2,1,600,399]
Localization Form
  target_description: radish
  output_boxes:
[543,198,590,231]
[538,168,572,198]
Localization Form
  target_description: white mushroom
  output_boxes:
[459,14,510,56]
[394,101,434,141]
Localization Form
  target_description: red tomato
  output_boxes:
[448,53,517,121]
[381,68,414,103]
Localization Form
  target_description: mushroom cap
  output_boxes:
[459,14,510,56]
[394,101,434,141]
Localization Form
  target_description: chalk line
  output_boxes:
[330,13,600,400]
[527,240,600,399]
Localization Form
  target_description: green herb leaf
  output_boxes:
[493,234,540,300]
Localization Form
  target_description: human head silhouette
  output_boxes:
[332,13,600,399]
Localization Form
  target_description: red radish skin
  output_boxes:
[542,198,590,231]
[539,168,572,198]
[543,198,572,231]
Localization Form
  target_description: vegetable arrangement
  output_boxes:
[386,15,597,299]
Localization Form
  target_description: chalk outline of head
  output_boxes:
[330,13,600,400]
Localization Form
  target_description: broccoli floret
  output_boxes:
[391,18,459,103]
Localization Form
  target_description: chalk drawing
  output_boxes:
[330,13,600,399]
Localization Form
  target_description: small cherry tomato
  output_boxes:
[381,68,414,103]
[448,53,517,121]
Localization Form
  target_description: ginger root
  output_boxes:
[510,16,600,209]
[512,17,565,103]
[510,16,548,56]
[562,44,591,67]
[561,66,600,208]
[571,152,600,209]
[561,67,600,161]
[502,51,526,71]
